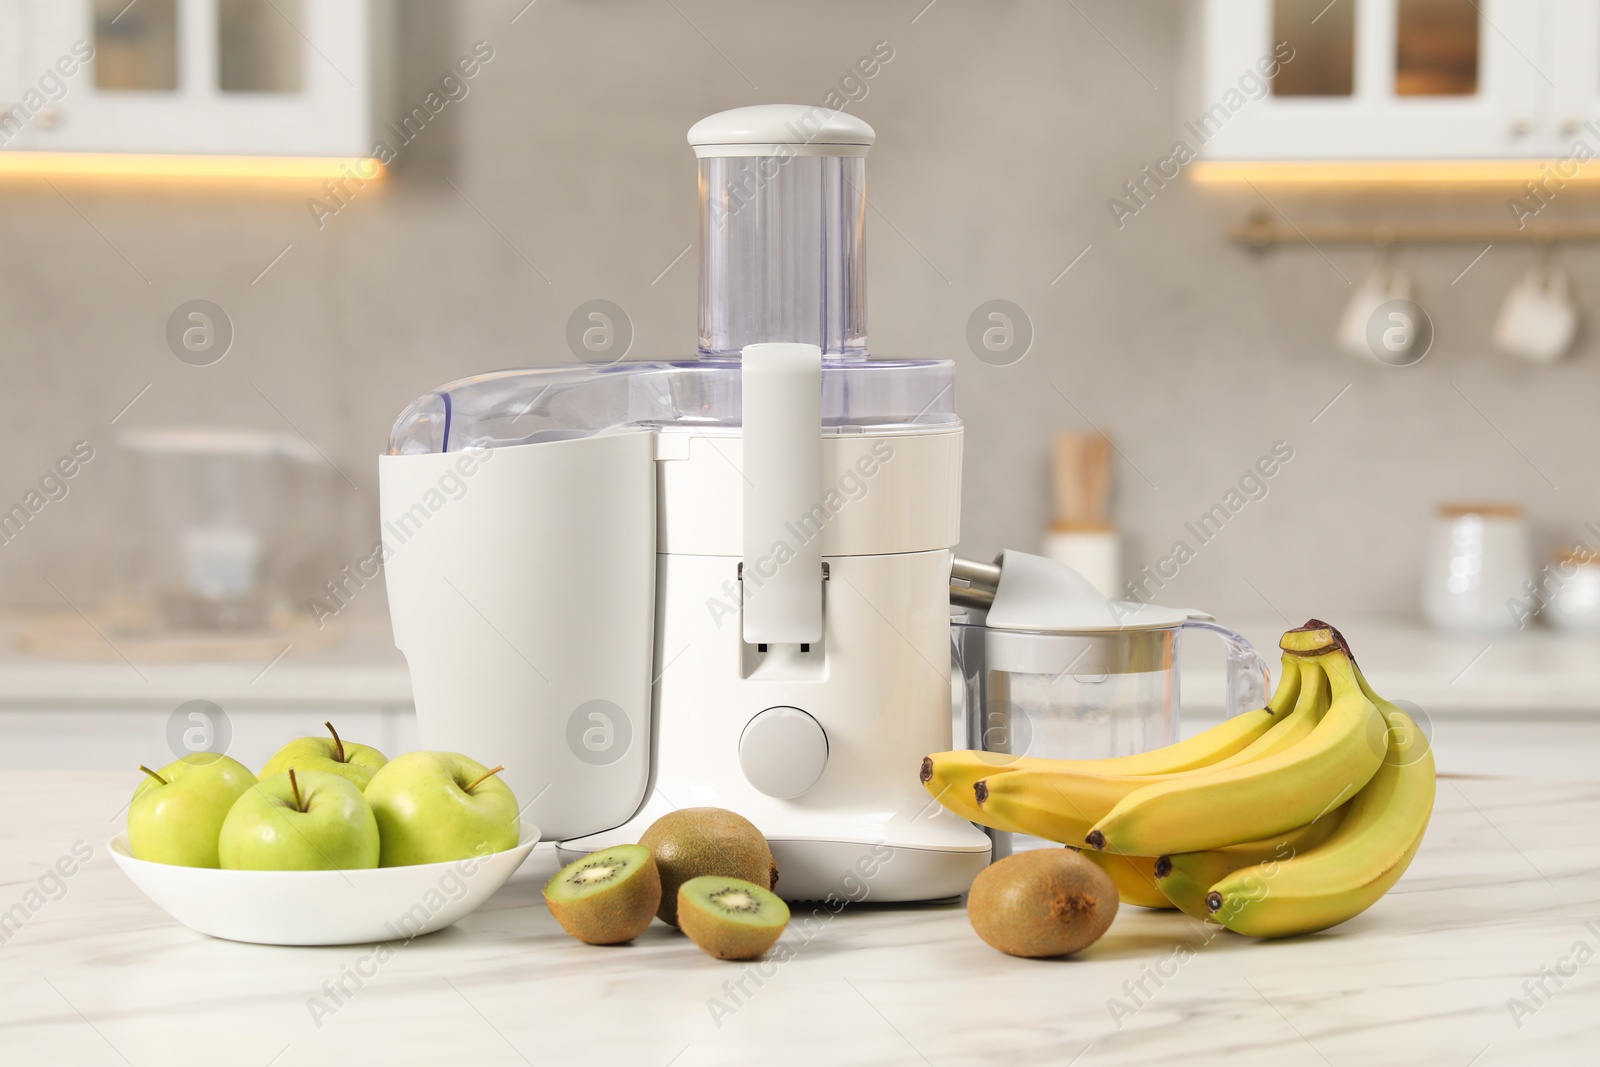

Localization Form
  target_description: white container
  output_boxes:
[109,828,539,946]
[1041,525,1120,600]
[1547,550,1600,633]
[1422,504,1533,633]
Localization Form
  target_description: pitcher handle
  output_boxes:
[1180,618,1269,717]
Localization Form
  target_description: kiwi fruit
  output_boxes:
[543,844,661,945]
[966,848,1118,958]
[677,876,790,960]
[639,808,778,926]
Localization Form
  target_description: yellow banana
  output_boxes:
[1075,848,1174,909]
[1154,802,1348,921]
[971,655,1332,840]
[1086,635,1387,857]
[919,652,1308,824]
[1204,703,1435,938]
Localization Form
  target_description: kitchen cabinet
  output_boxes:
[0,0,393,157]
[1198,0,1596,160]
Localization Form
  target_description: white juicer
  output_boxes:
[379,106,991,902]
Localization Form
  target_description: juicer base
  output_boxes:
[558,818,992,904]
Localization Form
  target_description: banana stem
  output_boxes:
[324,721,346,764]
[464,765,505,793]
[138,765,168,786]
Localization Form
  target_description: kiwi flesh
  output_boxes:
[966,848,1118,958]
[639,808,778,926]
[544,844,661,945]
[677,876,790,960]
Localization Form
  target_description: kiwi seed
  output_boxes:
[639,808,778,927]
[677,875,790,960]
[543,844,661,945]
[965,848,1118,958]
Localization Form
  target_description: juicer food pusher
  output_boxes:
[380,106,992,902]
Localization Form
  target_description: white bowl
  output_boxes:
[110,828,539,946]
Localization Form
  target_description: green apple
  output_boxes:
[365,752,519,867]
[128,754,258,868]
[218,769,380,871]
[260,721,388,791]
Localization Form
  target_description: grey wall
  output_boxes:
[0,0,1594,622]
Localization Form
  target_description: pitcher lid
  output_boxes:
[984,550,1197,633]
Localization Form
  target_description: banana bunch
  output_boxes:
[924,620,1436,938]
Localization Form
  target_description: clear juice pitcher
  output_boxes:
[950,551,1268,854]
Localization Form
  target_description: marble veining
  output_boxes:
[0,772,1596,1066]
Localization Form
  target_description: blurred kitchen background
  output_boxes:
[2,0,1598,774]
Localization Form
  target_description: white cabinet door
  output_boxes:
[1547,0,1600,146]
[1200,0,1551,160]
[3,0,388,157]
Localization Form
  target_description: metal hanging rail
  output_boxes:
[1229,211,1600,250]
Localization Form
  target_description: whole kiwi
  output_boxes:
[639,808,778,926]
[966,848,1118,957]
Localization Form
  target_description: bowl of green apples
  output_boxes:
[111,723,538,946]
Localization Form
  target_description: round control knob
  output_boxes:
[738,706,828,799]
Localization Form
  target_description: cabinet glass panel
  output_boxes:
[219,0,304,93]
[1272,0,1355,96]
[1395,0,1478,95]
[93,0,178,92]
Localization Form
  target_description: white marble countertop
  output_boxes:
[2,772,1595,1065]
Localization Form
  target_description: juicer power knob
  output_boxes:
[738,706,828,799]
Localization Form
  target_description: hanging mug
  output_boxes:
[1493,262,1578,364]
[1338,262,1427,365]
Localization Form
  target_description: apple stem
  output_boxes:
[138,764,168,786]
[324,721,346,764]
[463,765,505,793]
[289,768,305,813]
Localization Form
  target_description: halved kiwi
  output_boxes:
[966,848,1118,958]
[544,844,661,945]
[677,875,790,961]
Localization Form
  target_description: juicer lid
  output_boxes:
[688,104,875,158]
[984,550,1197,633]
